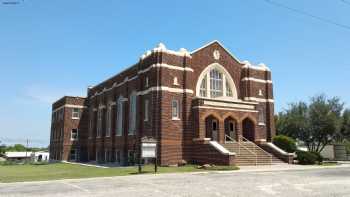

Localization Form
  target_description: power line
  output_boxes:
[263,0,350,31]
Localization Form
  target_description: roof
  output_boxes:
[5,152,32,158]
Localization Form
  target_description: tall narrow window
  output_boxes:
[71,129,78,141]
[70,149,77,161]
[199,77,207,97]
[89,113,93,138]
[172,99,180,120]
[129,93,137,135]
[226,79,233,97]
[116,97,123,136]
[258,107,265,125]
[144,99,149,121]
[106,105,112,137]
[210,69,223,98]
[72,108,80,119]
[115,150,121,164]
[97,108,102,137]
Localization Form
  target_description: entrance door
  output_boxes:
[225,118,237,141]
[212,119,218,141]
[242,118,255,142]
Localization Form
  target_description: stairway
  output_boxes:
[222,135,285,166]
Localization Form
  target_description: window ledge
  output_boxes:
[72,117,80,120]
[172,117,181,121]
[258,122,266,126]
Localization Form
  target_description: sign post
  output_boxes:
[141,137,157,173]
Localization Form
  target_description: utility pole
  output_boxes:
[25,139,29,162]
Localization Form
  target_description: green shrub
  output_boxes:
[0,160,17,166]
[310,151,323,163]
[272,135,297,153]
[296,150,317,165]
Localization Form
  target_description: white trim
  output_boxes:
[242,61,270,71]
[137,86,194,96]
[203,100,255,110]
[70,129,78,141]
[53,104,87,113]
[195,63,238,99]
[241,77,272,84]
[90,64,193,99]
[244,97,274,103]
[266,142,294,156]
[193,106,258,113]
[194,96,259,105]
[140,43,191,60]
[209,141,235,156]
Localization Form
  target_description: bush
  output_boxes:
[272,135,297,153]
[310,151,323,163]
[296,150,317,165]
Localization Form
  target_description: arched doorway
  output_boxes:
[242,118,255,142]
[224,117,237,141]
[205,115,219,141]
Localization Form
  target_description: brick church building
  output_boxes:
[49,41,293,166]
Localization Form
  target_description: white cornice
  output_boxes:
[241,77,272,84]
[52,104,87,113]
[90,63,193,98]
[137,86,194,96]
[193,105,258,113]
[244,97,274,103]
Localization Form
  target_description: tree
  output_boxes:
[6,144,26,152]
[340,109,350,141]
[0,141,6,156]
[275,94,344,153]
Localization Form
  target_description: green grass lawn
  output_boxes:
[0,163,238,183]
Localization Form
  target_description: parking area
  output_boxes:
[1,165,350,197]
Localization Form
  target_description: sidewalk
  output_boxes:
[223,163,350,173]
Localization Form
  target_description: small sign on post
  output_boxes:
[140,137,157,173]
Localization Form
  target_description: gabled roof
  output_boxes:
[191,40,243,64]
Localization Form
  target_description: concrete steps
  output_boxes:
[222,142,285,166]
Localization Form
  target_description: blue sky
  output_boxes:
[0,0,349,147]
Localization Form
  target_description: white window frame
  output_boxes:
[144,99,149,121]
[116,97,124,136]
[196,63,238,100]
[115,150,121,164]
[128,93,137,135]
[106,104,112,137]
[72,108,80,119]
[171,99,180,120]
[88,112,93,139]
[145,77,149,87]
[97,108,102,138]
[71,129,78,141]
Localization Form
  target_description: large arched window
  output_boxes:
[197,63,237,99]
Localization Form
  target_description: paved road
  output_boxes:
[1,166,350,197]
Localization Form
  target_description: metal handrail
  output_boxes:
[238,135,272,165]
[225,134,257,165]
[225,134,236,143]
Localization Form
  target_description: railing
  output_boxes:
[225,134,257,165]
[238,135,273,165]
[225,134,273,165]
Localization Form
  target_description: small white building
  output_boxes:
[4,151,50,162]
[31,152,50,162]
[4,152,31,161]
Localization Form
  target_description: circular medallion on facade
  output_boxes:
[213,50,220,60]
